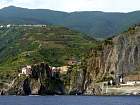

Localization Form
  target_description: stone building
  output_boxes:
[18,65,32,76]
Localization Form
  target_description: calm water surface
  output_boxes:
[0,96,139,105]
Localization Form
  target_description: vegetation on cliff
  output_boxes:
[0,23,140,95]
[0,25,97,82]
[64,25,140,95]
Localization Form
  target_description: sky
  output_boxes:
[0,0,140,12]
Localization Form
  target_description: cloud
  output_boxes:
[0,0,140,12]
[0,0,12,8]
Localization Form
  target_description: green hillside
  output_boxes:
[1,6,140,38]
[0,25,97,80]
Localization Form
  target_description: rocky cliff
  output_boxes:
[7,63,64,95]
[68,26,140,95]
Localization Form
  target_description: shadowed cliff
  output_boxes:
[8,63,64,95]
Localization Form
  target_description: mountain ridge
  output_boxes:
[3,6,140,13]
[1,6,140,38]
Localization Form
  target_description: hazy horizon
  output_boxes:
[0,0,140,13]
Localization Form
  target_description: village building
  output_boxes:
[50,67,61,78]
[58,66,69,74]
[0,25,3,28]
[18,65,32,77]
[51,67,57,77]
[120,75,140,86]
[50,66,69,77]
[6,24,11,28]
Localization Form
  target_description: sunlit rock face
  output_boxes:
[89,26,139,79]
[112,28,140,75]
[76,26,140,95]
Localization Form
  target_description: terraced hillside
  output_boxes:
[0,25,97,81]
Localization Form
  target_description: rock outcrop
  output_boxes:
[84,26,140,94]
[67,26,140,95]
[8,63,65,95]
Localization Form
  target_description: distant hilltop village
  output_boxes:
[0,24,48,28]
[18,58,78,76]
[18,64,69,77]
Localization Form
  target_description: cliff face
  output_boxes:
[69,26,140,95]
[91,26,140,80]
[8,63,64,95]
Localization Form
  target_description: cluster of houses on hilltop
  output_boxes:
[18,65,69,77]
[0,24,47,28]
[0,24,11,28]
[18,59,79,77]
[15,24,47,27]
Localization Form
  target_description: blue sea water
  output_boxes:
[0,96,139,105]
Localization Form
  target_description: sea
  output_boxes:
[0,96,139,105]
